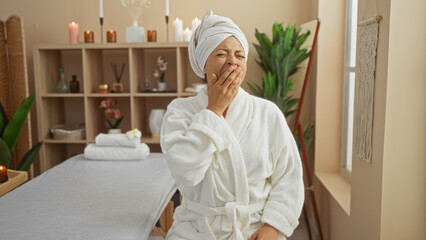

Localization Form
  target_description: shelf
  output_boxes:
[41,93,84,98]
[35,43,198,172]
[45,139,87,144]
[34,42,190,50]
[142,137,161,144]
[87,93,131,97]
[35,49,84,94]
[134,93,178,97]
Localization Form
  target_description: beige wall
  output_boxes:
[315,0,426,239]
[0,0,315,175]
[381,0,426,239]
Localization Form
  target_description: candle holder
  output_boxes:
[100,17,104,43]
[84,30,94,43]
[98,84,109,93]
[166,16,169,42]
[107,30,117,43]
[148,30,157,42]
[0,165,8,183]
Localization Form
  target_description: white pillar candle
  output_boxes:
[183,28,192,42]
[68,21,79,44]
[173,18,183,42]
[100,0,103,18]
[165,0,169,16]
[191,17,201,31]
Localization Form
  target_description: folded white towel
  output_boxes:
[84,143,150,161]
[95,129,141,148]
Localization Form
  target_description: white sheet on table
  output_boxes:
[0,153,176,240]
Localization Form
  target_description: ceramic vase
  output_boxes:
[149,109,165,137]
[126,21,144,43]
[108,128,122,134]
[158,82,167,91]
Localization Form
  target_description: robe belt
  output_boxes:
[184,199,266,239]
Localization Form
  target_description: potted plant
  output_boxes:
[248,23,314,149]
[99,98,124,134]
[0,94,43,175]
[153,56,168,91]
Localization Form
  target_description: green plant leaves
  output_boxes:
[0,101,9,137]
[0,138,11,167]
[17,141,43,171]
[250,22,311,118]
[2,94,34,151]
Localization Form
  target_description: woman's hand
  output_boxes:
[249,223,279,240]
[206,65,243,116]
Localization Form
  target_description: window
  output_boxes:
[342,0,358,178]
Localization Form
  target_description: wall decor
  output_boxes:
[353,15,382,164]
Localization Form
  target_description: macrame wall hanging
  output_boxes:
[353,1,382,164]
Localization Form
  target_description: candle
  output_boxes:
[191,17,201,31]
[107,30,116,43]
[148,30,157,42]
[183,28,192,42]
[0,165,8,183]
[68,21,79,44]
[165,0,169,16]
[100,0,103,18]
[98,84,109,93]
[173,18,183,42]
[84,30,94,43]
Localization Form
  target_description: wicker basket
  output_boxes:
[51,123,85,140]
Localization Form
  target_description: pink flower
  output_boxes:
[106,108,114,117]
[113,109,121,119]
[101,100,108,108]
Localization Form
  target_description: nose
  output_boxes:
[226,54,238,66]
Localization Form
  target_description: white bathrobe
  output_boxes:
[161,86,304,240]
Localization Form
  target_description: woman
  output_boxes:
[161,9,304,240]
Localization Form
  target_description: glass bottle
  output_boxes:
[70,75,79,93]
[57,68,69,93]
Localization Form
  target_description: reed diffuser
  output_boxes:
[110,62,126,93]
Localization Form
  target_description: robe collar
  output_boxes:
[196,85,253,142]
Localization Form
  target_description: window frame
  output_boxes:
[341,0,358,180]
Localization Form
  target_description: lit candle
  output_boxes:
[100,0,103,18]
[191,17,201,31]
[183,28,192,42]
[165,0,169,16]
[0,165,8,183]
[147,30,157,42]
[68,21,79,44]
[107,30,116,43]
[173,18,183,42]
[84,30,94,43]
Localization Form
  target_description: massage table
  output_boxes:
[0,153,177,240]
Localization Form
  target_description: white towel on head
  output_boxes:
[84,143,150,161]
[188,9,249,78]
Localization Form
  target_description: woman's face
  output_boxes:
[203,36,247,86]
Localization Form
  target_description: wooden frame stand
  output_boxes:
[292,19,323,240]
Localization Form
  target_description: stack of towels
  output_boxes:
[84,129,150,160]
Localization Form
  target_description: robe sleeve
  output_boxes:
[161,104,231,187]
[261,120,304,238]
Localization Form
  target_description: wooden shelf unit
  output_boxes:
[34,43,201,172]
